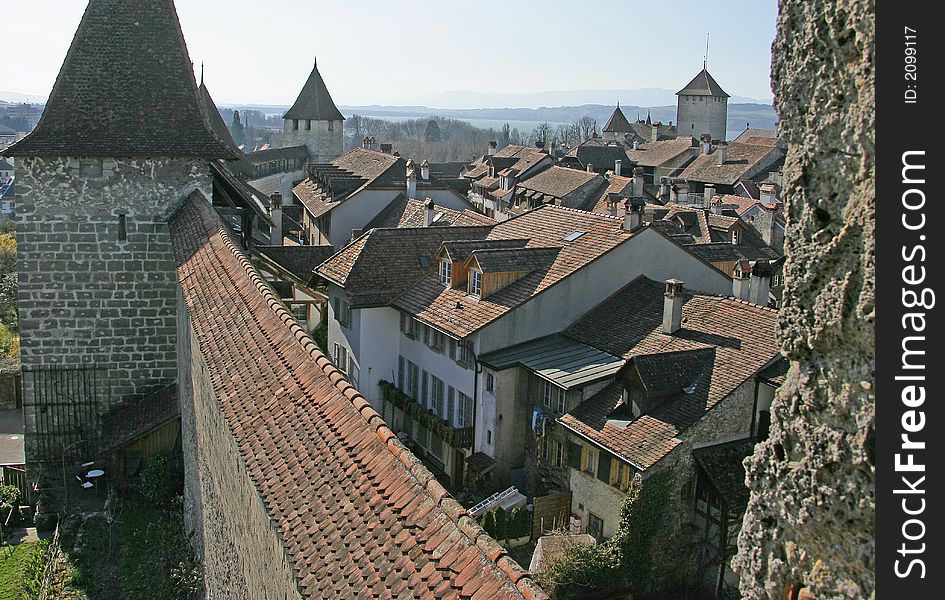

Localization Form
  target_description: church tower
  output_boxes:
[283,61,345,163]
[675,67,730,142]
[2,0,235,471]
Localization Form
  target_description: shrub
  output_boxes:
[493,507,507,542]
[536,537,620,600]
[509,506,531,539]
[0,484,23,525]
[140,453,184,507]
[480,510,496,539]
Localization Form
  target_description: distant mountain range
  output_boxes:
[0,90,47,104]
[397,88,772,109]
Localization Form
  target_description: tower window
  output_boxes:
[293,119,299,131]
[305,120,311,131]
[328,121,334,131]
[79,159,103,178]
[118,214,127,241]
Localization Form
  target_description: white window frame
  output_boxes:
[470,269,482,298]
[485,371,495,393]
[440,259,452,286]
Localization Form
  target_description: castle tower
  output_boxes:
[601,103,633,141]
[675,67,730,142]
[282,60,345,163]
[2,0,235,470]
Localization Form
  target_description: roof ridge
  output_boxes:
[204,201,544,598]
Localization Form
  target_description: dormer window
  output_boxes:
[470,270,482,298]
[440,259,452,286]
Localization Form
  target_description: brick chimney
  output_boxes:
[662,279,685,335]
[651,122,662,142]
[732,259,751,300]
[423,198,436,227]
[715,143,728,166]
[749,260,772,306]
[270,192,284,246]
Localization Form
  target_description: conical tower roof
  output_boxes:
[676,68,730,98]
[283,61,346,122]
[3,0,237,159]
[602,105,633,133]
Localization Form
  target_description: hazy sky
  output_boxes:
[5,0,778,107]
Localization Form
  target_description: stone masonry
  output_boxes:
[735,1,875,598]
[15,156,210,467]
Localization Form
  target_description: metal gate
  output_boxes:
[23,365,110,468]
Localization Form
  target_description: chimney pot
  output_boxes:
[587,163,594,173]
[715,143,728,166]
[615,160,622,177]
[749,260,773,306]
[703,185,716,209]
[423,198,436,227]
[662,279,685,335]
[732,260,751,300]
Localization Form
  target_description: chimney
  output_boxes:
[614,159,622,177]
[406,159,417,199]
[674,181,690,205]
[760,183,777,206]
[420,160,431,181]
[369,136,377,151]
[380,143,393,154]
[732,260,752,300]
[757,205,783,251]
[659,177,671,204]
[662,279,685,335]
[350,228,364,241]
[632,166,645,198]
[536,141,546,151]
[587,163,595,173]
[362,136,371,149]
[703,185,716,210]
[701,134,712,155]
[749,260,772,306]
[651,122,662,143]
[715,143,728,166]
[488,141,498,156]
[423,198,436,227]
[632,140,640,151]
[623,199,644,231]
[270,192,284,246]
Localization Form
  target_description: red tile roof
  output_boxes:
[170,192,546,599]
[560,277,780,470]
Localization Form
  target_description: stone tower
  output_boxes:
[282,60,345,163]
[2,0,235,470]
[675,67,730,141]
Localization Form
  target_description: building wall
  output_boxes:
[248,169,307,204]
[477,228,732,354]
[677,95,728,142]
[327,189,399,248]
[353,307,400,410]
[569,467,626,539]
[16,156,206,467]
[282,119,343,164]
[177,294,301,600]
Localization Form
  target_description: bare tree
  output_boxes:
[576,116,598,142]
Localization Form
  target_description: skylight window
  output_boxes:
[563,231,586,242]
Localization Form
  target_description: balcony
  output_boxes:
[379,380,474,449]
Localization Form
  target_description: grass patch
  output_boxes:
[0,542,45,600]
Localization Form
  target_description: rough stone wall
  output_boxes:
[15,157,209,466]
[735,1,875,598]
[282,119,343,163]
[177,299,301,600]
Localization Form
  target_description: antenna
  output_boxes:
[704,33,710,69]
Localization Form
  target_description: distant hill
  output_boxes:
[398,88,772,109]
[0,91,47,104]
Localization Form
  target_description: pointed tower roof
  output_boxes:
[602,105,633,133]
[199,79,242,155]
[3,0,236,159]
[676,68,730,98]
[283,61,346,122]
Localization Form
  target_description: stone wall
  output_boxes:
[177,295,301,599]
[735,1,875,598]
[15,156,209,467]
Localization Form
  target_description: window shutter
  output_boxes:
[447,387,456,424]
[621,464,631,491]
[400,312,407,333]
[609,459,619,486]
[398,356,405,390]
[423,325,430,346]
[422,372,429,408]
[333,297,340,319]
[581,447,589,472]
[568,442,582,470]
[463,394,473,429]
[597,453,612,483]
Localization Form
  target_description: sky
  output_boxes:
[4,0,778,107]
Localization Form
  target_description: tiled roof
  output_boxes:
[514,166,607,211]
[676,68,731,98]
[734,128,778,145]
[453,210,498,227]
[392,206,637,338]
[560,277,779,469]
[294,149,405,217]
[757,356,789,386]
[693,438,755,511]
[624,137,697,168]
[364,196,464,230]
[4,0,235,159]
[471,247,560,274]
[283,62,345,122]
[602,106,633,133]
[566,138,632,172]
[256,245,336,283]
[679,143,783,186]
[465,146,550,181]
[199,81,241,154]
[443,239,529,262]
[316,226,493,308]
[686,243,781,264]
[170,193,544,599]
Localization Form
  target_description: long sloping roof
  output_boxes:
[284,62,346,122]
[4,0,235,159]
[170,193,544,599]
[676,68,731,98]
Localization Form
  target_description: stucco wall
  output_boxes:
[328,189,399,248]
[735,1,875,598]
[677,95,729,142]
[178,296,301,600]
